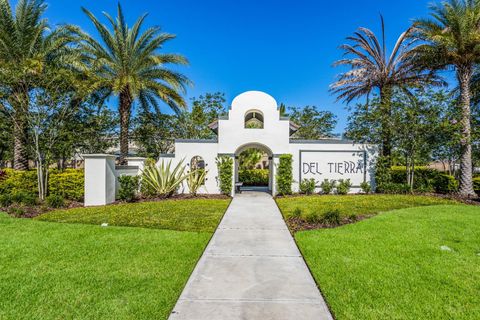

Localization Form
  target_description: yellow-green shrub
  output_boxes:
[0,169,37,195]
[49,169,84,201]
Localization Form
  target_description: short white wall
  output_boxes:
[83,154,117,206]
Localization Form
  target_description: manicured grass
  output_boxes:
[36,198,231,232]
[296,205,480,319]
[0,213,214,320]
[276,194,458,220]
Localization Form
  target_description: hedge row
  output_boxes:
[380,166,458,194]
[474,177,480,195]
[238,169,269,186]
[0,169,84,201]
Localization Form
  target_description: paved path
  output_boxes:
[169,192,333,320]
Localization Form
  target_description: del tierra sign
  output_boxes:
[299,150,367,186]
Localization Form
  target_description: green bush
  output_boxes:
[118,175,140,202]
[11,192,37,206]
[238,169,269,186]
[374,156,392,191]
[0,194,12,207]
[320,179,336,195]
[299,178,316,195]
[474,177,480,195]
[216,156,233,195]
[433,173,458,194]
[336,179,352,195]
[292,207,302,218]
[305,211,321,223]
[380,182,411,194]
[321,210,341,226]
[360,181,371,194]
[46,194,65,208]
[49,169,84,201]
[0,169,37,195]
[276,154,293,196]
[0,169,84,201]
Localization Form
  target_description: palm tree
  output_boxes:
[331,16,437,159]
[413,0,480,197]
[0,0,77,170]
[78,4,190,163]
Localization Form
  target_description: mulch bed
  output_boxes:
[286,215,374,233]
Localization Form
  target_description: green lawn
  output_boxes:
[36,198,231,232]
[276,194,458,220]
[295,205,480,319]
[1,199,230,319]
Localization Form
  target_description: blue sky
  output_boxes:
[27,0,435,132]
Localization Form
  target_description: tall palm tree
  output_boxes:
[331,16,437,159]
[0,0,77,170]
[413,0,480,197]
[78,4,191,163]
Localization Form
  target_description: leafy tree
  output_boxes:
[0,0,77,170]
[413,0,480,196]
[289,106,337,139]
[331,16,438,160]
[132,111,177,158]
[77,4,191,163]
[238,148,263,170]
[0,107,12,166]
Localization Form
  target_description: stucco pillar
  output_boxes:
[83,154,116,206]
[271,156,280,196]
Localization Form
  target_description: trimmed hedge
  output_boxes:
[238,169,269,186]
[474,177,480,195]
[0,168,84,201]
[385,166,458,194]
[276,154,293,195]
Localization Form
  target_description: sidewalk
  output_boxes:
[169,191,333,320]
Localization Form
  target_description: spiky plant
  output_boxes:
[331,16,438,159]
[413,0,480,197]
[0,0,77,170]
[187,169,208,196]
[78,4,191,163]
[141,160,189,197]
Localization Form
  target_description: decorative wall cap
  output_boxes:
[115,165,139,170]
[289,139,355,144]
[125,157,146,161]
[82,154,117,159]
[175,139,218,143]
[159,153,175,158]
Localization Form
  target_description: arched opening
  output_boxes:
[234,143,273,193]
[190,156,206,185]
[244,110,264,129]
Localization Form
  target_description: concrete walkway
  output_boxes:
[169,192,333,320]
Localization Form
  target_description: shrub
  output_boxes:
[0,169,37,195]
[321,210,341,226]
[380,182,411,194]
[276,154,293,196]
[374,156,392,192]
[142,160,189,198]
[8,206,26,217]
[320,179,336,195]
[433,173,458,194]
[11,192,37,206]
[299,178,316,195]
[305,211,321,224]
[187,169,208,196]
[49,169,84,201]
[216,156,233,195]
[292,207,302,218]
[118,175,140,202]
[336,179,352,195]
[474,177,480,195]
[0,194,12,207]
[360,181,371,194]
[46,194,65,208]
[238,169,269,186]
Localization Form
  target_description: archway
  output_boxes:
[234,143,273,193]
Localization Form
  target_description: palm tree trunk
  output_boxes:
[380,86,393,161]
[119,88,133,164]
[457,66,476,197]
[12,85,29,171]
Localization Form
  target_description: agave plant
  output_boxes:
[141,160,189,198]
[187,169,208,196]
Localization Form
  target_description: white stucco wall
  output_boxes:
[158,141,221,194]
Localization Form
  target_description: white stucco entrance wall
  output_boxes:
[157,90,378,196]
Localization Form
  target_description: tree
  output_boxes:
[238,148,263,170]
[0,106,12,166]
[413,0,480,196]
[77,4,191,163]
[289,106,337,139]
[331,16,438,160]
[132,111,177,158]
[0,0,77,170]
